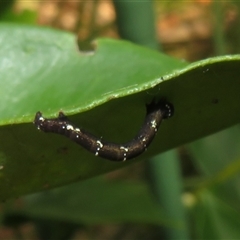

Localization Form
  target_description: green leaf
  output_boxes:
[186,126,240,239]
[0,9,37,24]
[14,177,181,228]
[0,23,240,199]
[188,125,240,214]
[192,190,240,239]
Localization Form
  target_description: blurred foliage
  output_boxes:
[0,0,37,24]
[0,0,15,16]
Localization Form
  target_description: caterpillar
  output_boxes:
[33,100,174,161]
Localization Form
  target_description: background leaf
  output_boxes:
[192,190,240,239]
[15,177,172,226]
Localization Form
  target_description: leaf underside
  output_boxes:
[0,23,240,199]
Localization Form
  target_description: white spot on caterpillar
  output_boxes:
[62,125,66,129]
[97,140,103,148]
[142,138,147,148]
[66,125,74,130]
[164,103,173,118]
[39,116,44,122]
[151,120,157,131]
[166,104,171,117]
[75,128,81,132]
[120,146,128,152]
[95,140,103,156]
[120,146,128,161]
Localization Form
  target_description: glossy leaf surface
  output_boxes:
[0,24,240,199]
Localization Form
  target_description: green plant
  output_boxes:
[1,1,240,239]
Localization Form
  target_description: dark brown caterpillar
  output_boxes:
[33,100,174,161]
